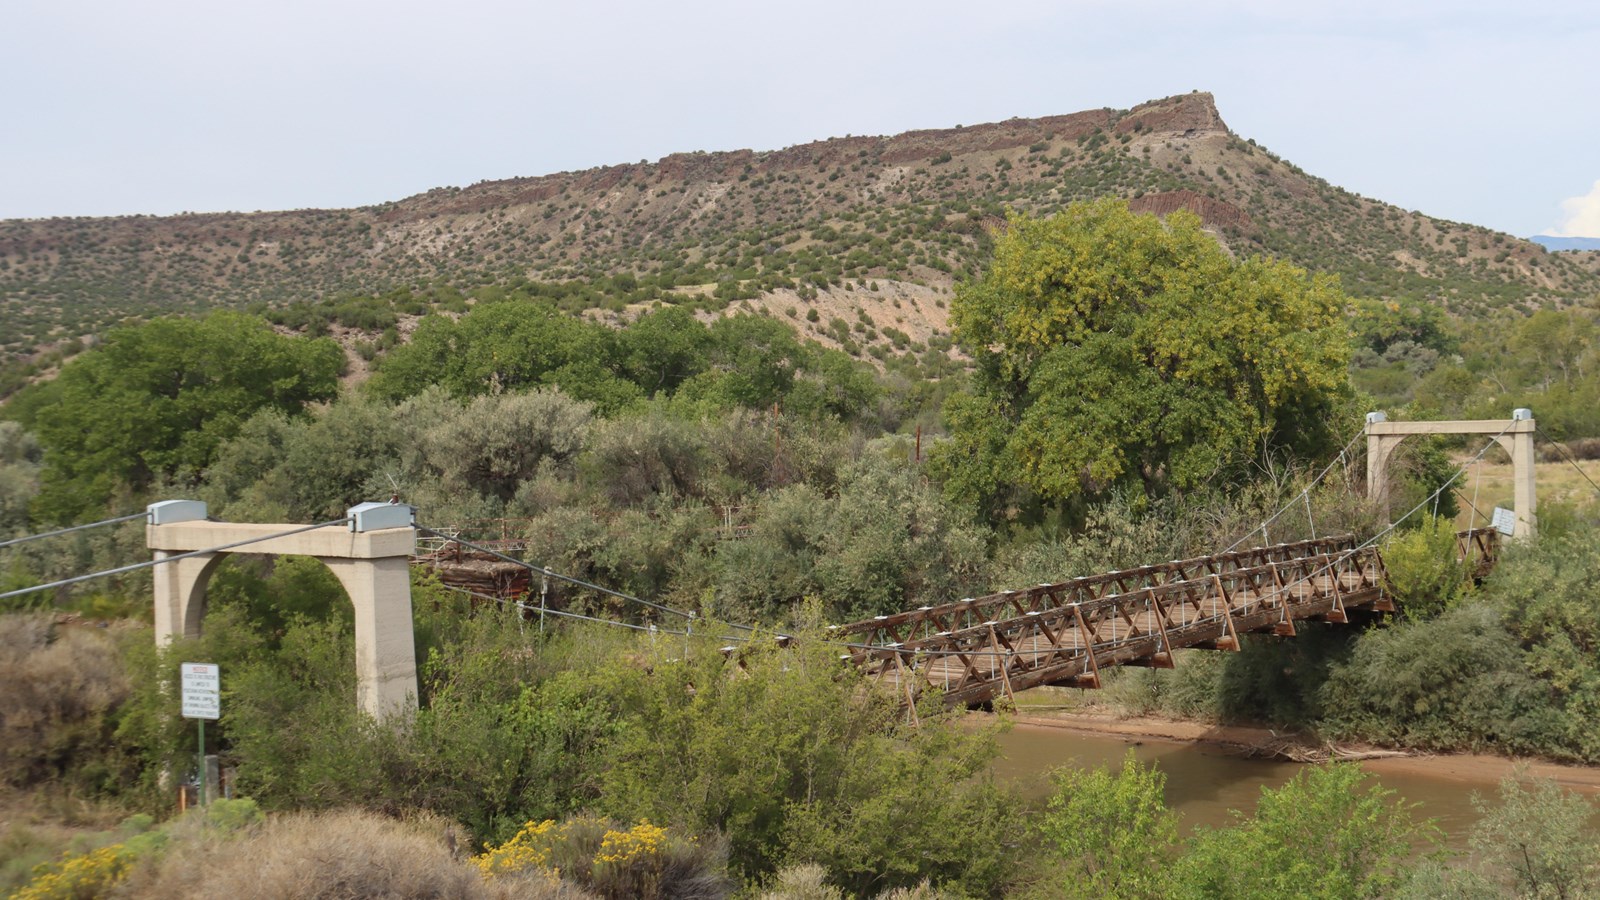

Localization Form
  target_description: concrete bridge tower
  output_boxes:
[146,501,418,721]
[1365,409,1537,541]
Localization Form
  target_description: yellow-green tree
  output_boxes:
[935,200,1350,515]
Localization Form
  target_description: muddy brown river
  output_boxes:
[993,723,1592,846]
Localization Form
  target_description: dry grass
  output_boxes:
[873,885,962,900]
[0,787,129,895]
[119,808,586,900]
[1450,458,1600,529]
[759,865,961,900]
[760,864,843,900]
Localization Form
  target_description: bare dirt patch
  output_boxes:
[588,278,960,367]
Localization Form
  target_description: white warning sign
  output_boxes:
[180,662,220,720]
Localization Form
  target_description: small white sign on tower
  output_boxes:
[1491,507,1516,537]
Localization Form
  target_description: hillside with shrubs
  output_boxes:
[4,91,1598,395]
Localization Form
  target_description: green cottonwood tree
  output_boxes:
[366,300,641,412]
[29,313,342,521]
[934,200,1350,516]
[1510,308,1597,389]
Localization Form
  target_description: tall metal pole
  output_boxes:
[196,719,206,807]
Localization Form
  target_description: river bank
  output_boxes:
[994,707,1600,794]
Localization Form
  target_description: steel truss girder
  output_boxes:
[856,545,1391,708]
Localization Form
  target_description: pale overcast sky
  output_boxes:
[3,0,1597,238]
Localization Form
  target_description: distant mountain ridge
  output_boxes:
[3,92,1597,363]
[1531,235,1600,252]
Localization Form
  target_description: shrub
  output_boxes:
[761,864,843,900]
[11,842,137,900]
[583,411,709,506]
[1381,515,1470,618]
[476,814,731,900]
[1537,437,1600,462]
[1465,773,1600,898]
[1479,530,1600,759]
[0,422,40,534]
[714,455,989,623]
[1176,764,1433,899]
[1035,750,1179,899]
[598,634,1025,895]
[0,615,132,790]
[810,454,988,620]
[208,395,404,522]
[411,388,595,504]
[1317,605,1560,755]
[699,407,783,497]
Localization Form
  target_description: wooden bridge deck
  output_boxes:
[836,529,1500,708]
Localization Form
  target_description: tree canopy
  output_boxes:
[23,313,342,521]
[934,199,1351,516]
[365,299,641,411]
[367,300,879,421]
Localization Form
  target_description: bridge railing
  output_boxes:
[833,534,1360,647]
[413,527,461,555]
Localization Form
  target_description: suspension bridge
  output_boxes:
[833,529,1497,708]
[0,411,1579,721]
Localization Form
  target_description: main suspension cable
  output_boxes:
[1535,426,1600,500]
[0,511,149,550]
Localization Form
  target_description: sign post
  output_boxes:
[180,663,219,806]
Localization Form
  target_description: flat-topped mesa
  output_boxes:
[13,86,1591,347]
[0,93,1237,257]
[647,93,1227,176]
[1115,91,1229,137]
[390,93,1233,217]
